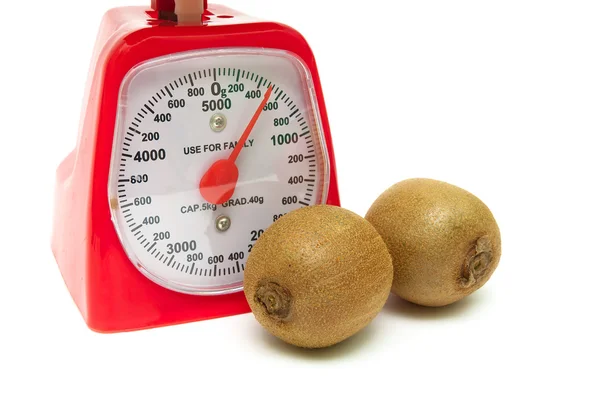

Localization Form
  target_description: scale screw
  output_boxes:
[210,113,227,132]
[216,215,231,232]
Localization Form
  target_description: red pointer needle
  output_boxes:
[199,85,274,205]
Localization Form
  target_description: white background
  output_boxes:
[1,0,599,399]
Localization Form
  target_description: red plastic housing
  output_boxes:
[51,4,340,333]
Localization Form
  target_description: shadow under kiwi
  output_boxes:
[257,320,381,360]
[382,292,482,320]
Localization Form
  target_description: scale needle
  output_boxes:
[200,85,274,205]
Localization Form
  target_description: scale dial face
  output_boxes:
[108,48,330,295]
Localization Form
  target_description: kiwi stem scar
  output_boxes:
[255,281,292,321]
[460,236,493,288]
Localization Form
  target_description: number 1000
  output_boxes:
[271,133,298,146]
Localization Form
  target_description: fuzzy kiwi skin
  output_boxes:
[365,178,501,307]
[244,205,393,349]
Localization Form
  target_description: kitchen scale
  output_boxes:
[51,0,340,332]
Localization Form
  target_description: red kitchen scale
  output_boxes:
[52,0,339,332]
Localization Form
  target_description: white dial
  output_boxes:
[108,48,329,295]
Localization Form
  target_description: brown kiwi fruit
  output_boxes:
[365,178,501,307]
[244,205,393,348]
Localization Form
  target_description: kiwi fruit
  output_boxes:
[365,178,501,307]
[244,205,393,348]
